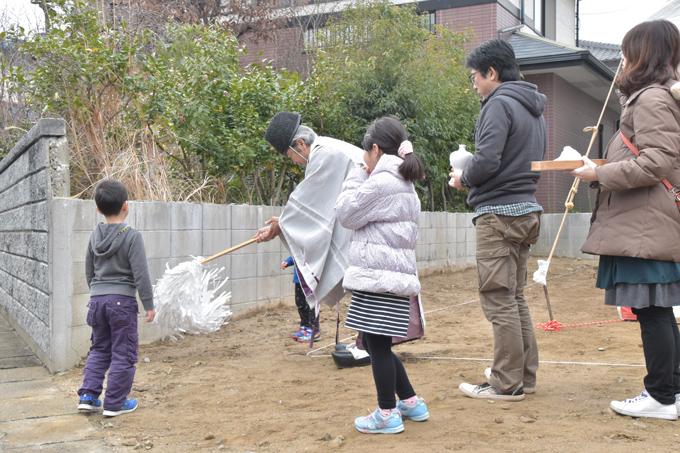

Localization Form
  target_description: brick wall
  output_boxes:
[524,73,619,214]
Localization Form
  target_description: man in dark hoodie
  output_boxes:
[450,39,546,402]
[77,179,155,417]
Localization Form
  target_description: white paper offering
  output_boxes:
[554,146,582,161]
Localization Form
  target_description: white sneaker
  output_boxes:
[676,393,680,413]
[610,390,677,420]
[459,381,524,401]
[484,367,536,394]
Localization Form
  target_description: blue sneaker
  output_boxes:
[355,408,404,434]
[291,326,307,339]
[297,329,320,343]
[78,393,102,411]
[397,398,429,421]
[103,399,138,417]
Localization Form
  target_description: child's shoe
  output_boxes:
[291,326,306,339]
[397,397,429,421]
[355,408,404,434]
[77,393,102,411]
[103,399,138,417]
[297,328,320,343]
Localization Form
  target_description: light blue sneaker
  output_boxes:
[354,408,404,434]
[103,398,138,417]
[397,398,429,421]
[78,393,102,411]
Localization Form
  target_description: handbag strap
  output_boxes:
[620,132,680,209]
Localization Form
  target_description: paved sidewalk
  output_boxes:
[0,316,106,451]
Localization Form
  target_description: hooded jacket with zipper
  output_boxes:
[460,81,547,209]
[86,223,154,310]
[581,80,680,262]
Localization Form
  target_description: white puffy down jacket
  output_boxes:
[334,154,421,296]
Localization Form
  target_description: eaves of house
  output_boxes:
[508,31,622,114]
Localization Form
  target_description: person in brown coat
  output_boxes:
[570,19,680,421]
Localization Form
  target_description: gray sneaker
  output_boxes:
[459,381,524,401]
[485,367,536,394]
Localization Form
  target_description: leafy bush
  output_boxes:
[307,0,479,211]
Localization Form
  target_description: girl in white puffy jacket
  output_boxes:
[335,116,428,434]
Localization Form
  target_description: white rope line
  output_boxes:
[306,335,358,356]
[424,265,591,315]
[408,356,644,367]
[308,353,644,367]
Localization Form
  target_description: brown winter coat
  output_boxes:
[581,80,680,262]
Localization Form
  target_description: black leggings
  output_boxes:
[362,332,416,409]
[633,306,680,404]
[294,283,317,329]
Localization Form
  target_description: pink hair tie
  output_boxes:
[398,140,413,158]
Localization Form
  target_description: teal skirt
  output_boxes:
[597,255,680,308]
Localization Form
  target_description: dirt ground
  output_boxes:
[54,257,680,452]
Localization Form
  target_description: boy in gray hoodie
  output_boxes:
[77,180,155,417]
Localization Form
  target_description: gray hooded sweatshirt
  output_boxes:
[461,81,547,209]
[85,223,154,311]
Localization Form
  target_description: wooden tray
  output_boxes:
[531,159,606,171]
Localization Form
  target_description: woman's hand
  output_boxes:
[566,156,599,182]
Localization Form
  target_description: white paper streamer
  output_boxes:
[153,258,232,341]
[533,259,550,286]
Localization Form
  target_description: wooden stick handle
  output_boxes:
[199,238,257,264]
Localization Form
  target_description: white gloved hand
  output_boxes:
[533,260,550,286]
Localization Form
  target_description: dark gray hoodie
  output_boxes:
[85,223,154,311]
[461,81,547,209]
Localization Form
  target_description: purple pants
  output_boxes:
[78,295,139,411]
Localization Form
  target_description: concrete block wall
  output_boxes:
[0,120,596,372]
[0,119,69,370]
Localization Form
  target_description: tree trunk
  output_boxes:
[253,170,265,205]
[238,170,253,205]
[441,180,447,212]
[273,160,287,205]
[427,178,434,212]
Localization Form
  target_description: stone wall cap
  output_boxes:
[0,118,67,174]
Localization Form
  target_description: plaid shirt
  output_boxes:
[472,202,543,224]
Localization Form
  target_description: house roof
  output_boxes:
[648,0,680,21]
[508,32,620,112]
[578,40,622,62]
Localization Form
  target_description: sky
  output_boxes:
[578,0,673,44]
[0,0,676,46]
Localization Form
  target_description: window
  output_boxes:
[420,11,435,33]
[527,0,544,36]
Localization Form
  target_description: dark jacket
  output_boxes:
[461,81,547,209]
[581,81,680,262]
[86,223,154,310]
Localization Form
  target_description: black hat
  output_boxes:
[265,112,302,155]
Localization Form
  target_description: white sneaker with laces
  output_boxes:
[484,367,536,394]
[610,390,677,420]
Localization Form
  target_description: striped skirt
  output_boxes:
[344,290,410,337]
